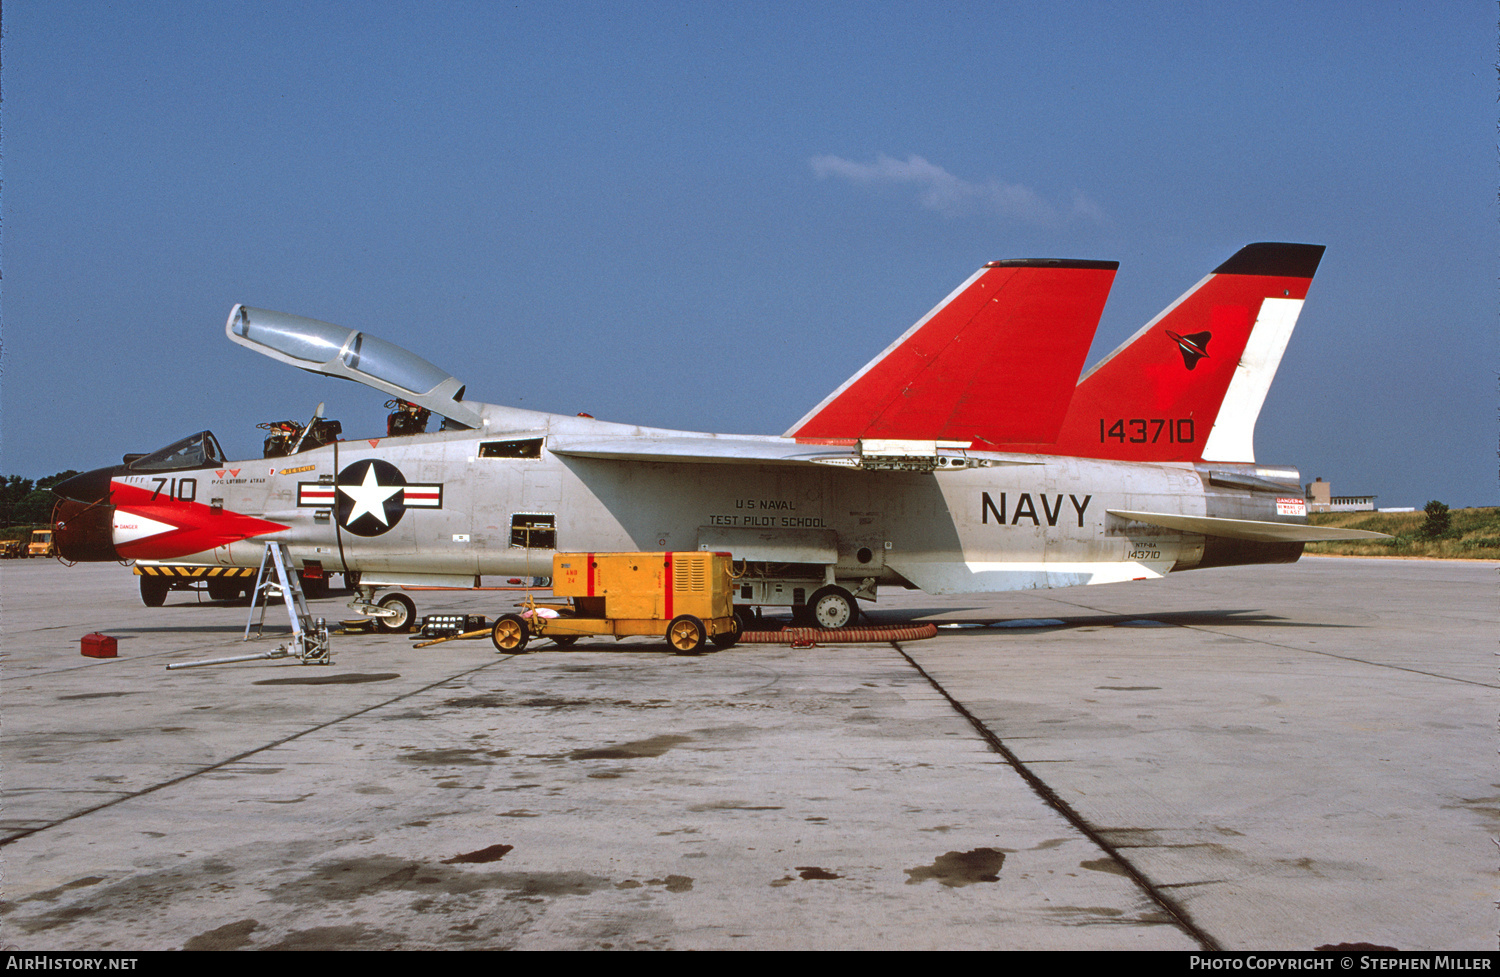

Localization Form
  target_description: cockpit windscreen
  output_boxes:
[128,431,227,473]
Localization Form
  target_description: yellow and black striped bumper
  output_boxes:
[133,565,258,579]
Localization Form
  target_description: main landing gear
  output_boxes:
[805,586,860,630]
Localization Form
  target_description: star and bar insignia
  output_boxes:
[297,460,443,536]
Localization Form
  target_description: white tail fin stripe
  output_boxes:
[1199,298,1304,463]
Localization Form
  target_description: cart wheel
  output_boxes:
[809,586,859,629]
[550,634,580,648]
[710,614,742,650]
[491,614,530,653]
[375,592,417,633]
[140,576,170,607]
[667,615,706,655]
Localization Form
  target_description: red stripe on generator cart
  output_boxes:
[587,554,595,597]
[663,553,673,620]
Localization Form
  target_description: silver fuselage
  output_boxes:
[137,402,1302,598]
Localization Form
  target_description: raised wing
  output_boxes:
[548,435,858,467]
[547,434,1045,469]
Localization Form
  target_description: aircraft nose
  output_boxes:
[53,468,115,505]
[51,468,120,562]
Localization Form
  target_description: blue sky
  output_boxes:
[4,2,1494,507]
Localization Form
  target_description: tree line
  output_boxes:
[0,472,80,527]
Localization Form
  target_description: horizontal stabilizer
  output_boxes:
[1107,509,1390,543]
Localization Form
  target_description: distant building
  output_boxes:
[1305,477,1376,513]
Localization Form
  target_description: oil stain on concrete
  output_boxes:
[904,848,1005,887]
[253,673,401,686]
[568,734,693,760]
[272,854,611,904]
[442,844,514,865]
[182,918,259,951]
[398,748,509,766]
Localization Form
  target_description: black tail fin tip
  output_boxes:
[1212,242,1325,278]
[983,258,1120,271]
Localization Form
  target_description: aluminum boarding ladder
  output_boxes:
[242,542,330,664]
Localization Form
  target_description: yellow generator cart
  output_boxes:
[491,551,741,655]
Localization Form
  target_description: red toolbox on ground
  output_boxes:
[81,633,118,658]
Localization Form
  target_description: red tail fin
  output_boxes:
[787,259,1118,445]
[990,243,1325,463]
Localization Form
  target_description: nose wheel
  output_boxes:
[375,592,416,633]
[140,576,170,607]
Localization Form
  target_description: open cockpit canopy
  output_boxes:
[226,305,483,429]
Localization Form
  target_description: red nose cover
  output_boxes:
[52,498,120,562]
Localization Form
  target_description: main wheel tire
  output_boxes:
[491,614,530,653]
[550,634,580,647]
[734,605,761,631]
[710,614,742,650]
[375,592,417,633]
[667,615,706,655]
[140,576,170,607]
[809,586,859,630]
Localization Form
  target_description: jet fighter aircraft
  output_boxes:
[52,242,1382,631]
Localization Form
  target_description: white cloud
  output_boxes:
[1069,189,1108,223]
[810,153,1106,226]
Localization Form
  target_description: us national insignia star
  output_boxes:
[335,459,408,536]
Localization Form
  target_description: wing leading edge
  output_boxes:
[546,435,1046,469]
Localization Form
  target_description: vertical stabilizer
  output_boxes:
[787,259,1118,446]
[988,243,1324,463]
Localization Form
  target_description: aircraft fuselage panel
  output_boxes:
[78,421,1301,596]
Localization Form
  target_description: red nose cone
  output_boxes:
[52,497,119,562]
